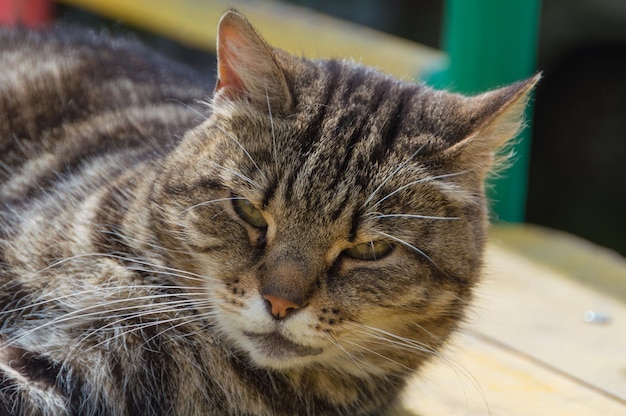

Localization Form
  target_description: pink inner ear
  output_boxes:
[213,11,292,113]
[216,52,243,96]
[215,25,246,97]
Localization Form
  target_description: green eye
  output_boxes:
[232,197,268,229]
[344,240,393,261]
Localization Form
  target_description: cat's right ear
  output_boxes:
[443,74,541,178]
[214,10,293,114]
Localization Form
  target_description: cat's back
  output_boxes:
[0,26,208,203]
[0,25,209,109]
[0,26,208,125]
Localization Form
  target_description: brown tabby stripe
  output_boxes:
[371,86,412,165]
[281,60,343,204]
[296,60,342,148]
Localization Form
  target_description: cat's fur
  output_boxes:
[0,10,538,416]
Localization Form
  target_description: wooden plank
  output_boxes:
[491,224,626,302]
[480,229,626,400]
[399,225,626,414]
[55,0,445,80]
[399,330,626,415]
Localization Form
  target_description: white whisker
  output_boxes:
[35,253,212,282]
[181,196,239,214]
[144,309,218,343]
[83,302,217,353]
[355,323,441,354]
[327,335,372,377]
[2,292,210,348]
[374,230,438,267]
[368,171,468,211]
[209,161,260,189]
[0,283,203,315]
[265,83,279,175]
[96,227,190,257]
[369,213,460,221]
[341,338,415,373]
[216,124,268,184]
[166,98,209,121]
[361,143,428,208]
[344,321,489,413]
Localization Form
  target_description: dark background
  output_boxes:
[53,0,626,257]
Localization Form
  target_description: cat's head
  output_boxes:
[153,10,538,375]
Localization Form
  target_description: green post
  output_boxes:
[434,0,541,222]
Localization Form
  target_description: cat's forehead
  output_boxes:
[281,66,447,186]
[283,59,480,165]
[209,62,456,217]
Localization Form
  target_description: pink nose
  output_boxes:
[262,294,300,319]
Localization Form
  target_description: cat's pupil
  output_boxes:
[232,196,268,229]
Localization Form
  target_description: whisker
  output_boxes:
[96,227,189,257]
[125,266,211,283]
[264,83,279,175]
[209,161,260,190]
[0,287,144,316]
[361,143,428,209]
[346,321,489,412]
[181,196,239,214]
[2,291,211,348]
[324,337,392,377]
[165,98,209,121]
[368,171,468,211]
[353,323,441,355]
[340,339,415,373]
[369,213,460,221]
[35,253,212,282]
[373,231,438,267]
[327,335,373,377]
[215,124,268,184]
[78,299,207,338]
[84,306,217,353]
[144,309,217,343]
[0,283,204,317]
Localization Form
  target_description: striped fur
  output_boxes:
[0,11,538,415]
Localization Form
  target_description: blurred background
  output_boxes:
[2,0,625,257]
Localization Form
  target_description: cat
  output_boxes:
[0,9,538,416]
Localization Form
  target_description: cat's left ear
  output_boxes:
[445,73,541,176]
[214,10,292,114]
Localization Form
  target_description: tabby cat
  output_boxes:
[0,10,538,416]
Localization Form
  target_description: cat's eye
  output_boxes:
[343,240,393,261]
[232,197,268,229]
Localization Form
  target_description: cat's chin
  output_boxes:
[241,331,324,369]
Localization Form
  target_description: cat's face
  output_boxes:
[152,11,537,374]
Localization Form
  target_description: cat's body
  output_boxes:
[0,11,537,416]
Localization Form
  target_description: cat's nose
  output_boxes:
[262,294,300,320]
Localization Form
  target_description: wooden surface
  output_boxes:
[399,224,626,415]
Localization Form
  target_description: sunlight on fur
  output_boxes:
[0,9,538,415]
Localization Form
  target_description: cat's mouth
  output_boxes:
[243,331,323,359]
